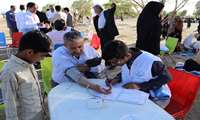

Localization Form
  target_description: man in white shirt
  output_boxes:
[15,5,25,32]
[21,2,43,34]
[52,31,110,94]
[51,5,67,24]
[46,5,55,21]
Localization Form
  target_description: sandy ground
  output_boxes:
[0,17,199,120]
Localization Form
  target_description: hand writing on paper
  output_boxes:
[94,84,111,95]
[105,79,119,86]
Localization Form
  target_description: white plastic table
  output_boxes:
[48,79,175,120]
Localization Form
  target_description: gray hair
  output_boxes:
[63,31,82,43]
[93,4,103,11]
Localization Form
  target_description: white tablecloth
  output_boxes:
[48,79,175,120]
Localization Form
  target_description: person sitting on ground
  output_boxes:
[183,51,200,72]
[168,16,183,51]
[102,40,172,108]
[183,32,200,52]
[52,31,110,94]
[0,30,51,120]
[47,19,74,49]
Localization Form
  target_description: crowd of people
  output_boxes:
[0,1,199,120]
[5,3,74,36]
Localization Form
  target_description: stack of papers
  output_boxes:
[94,87,149,105]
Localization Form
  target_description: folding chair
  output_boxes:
[0,32,15,59]
[0,32,7,48]
[41,57,52,94]
[80,32,84,37]
[12,32,23,48]
[165,68,200,120]
[54,44,64,50]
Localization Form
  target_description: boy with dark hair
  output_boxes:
[54,19,65,31]
[102,40,172,108]
[0,30,51,120]
[47,19,73,49]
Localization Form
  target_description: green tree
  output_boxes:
[104,0,137,21]
[72,0,92,23]
[131,0,189,13]
[193,1,200,18]
[42,4,55,12]
[178,10,187,17]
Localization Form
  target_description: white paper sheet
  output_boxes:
[92,87,149,105]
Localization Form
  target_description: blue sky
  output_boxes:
[0,0,198,15]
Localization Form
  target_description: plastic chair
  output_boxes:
[91,34,100,50]
[54,44,64,50]
[165,68,200,120]
[41,57,52,94]
[0,32,7,48]
[80,32,84,37]
[12,32,23,48]
[165,37,178,54]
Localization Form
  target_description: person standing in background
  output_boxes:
[36,10,48,24]
[46,5,55,22]
[168,16,183,51]
[63,7,73,27]
[197,20,200,41]
[136,1,164,55]
[51,5,67,24]
[6,5,18,37]
[93,3,119,51]
[15,5,25,32]
[21,2,43,34]
[187,17,192,29]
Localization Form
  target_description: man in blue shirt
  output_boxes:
[6,5,18,37]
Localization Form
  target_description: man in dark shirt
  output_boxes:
[63,7,73,28]
[6,5,18,37]
[102,40,172,108]
[93,3,119,51]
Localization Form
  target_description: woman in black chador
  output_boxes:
[136,1,164,55]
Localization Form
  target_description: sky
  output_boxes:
[0,0,198,15]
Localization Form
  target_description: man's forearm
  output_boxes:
[65,67,97,89]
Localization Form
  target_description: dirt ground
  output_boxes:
[0,17,199,120]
